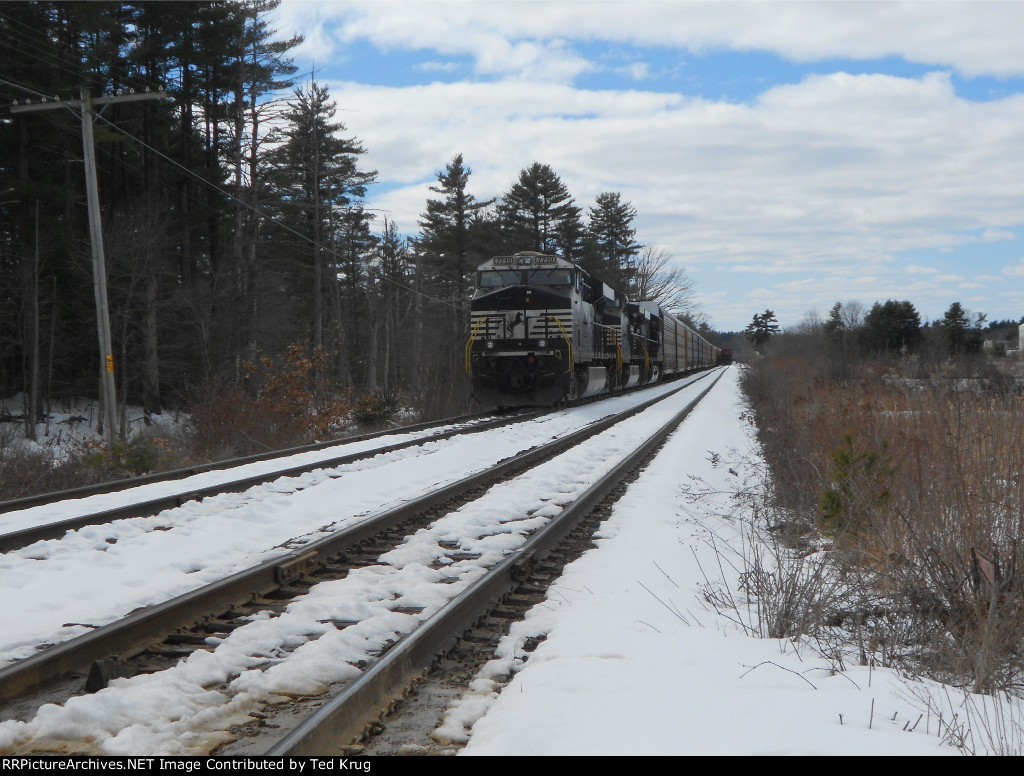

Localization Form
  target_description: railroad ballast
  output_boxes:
[467,251,719,407]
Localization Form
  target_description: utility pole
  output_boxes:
[10,88,166,445]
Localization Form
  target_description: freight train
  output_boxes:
[466,251,719,407]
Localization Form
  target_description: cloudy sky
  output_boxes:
[273,0,1024,331]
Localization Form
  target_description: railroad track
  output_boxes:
[1,411,513,514]
[0,410,539,553]
[0,369,723,756]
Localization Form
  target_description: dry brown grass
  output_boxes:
[743,351,1024,694]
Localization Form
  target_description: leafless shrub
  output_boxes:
[902,682,1024,755]
[739,347,1024,699]
[0,425,57,502]
[0,428,114,501]
[188,344,353,458]
[697,511,853,643]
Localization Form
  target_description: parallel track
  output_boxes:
[0,372,719,716]
[0,411,539,553]
[0,411,506,515]
[266,370,723,755]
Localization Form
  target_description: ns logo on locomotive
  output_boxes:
[466,251,720,408]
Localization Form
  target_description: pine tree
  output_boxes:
[0,0,317,419]
[225,0,302,365]
[745,310,779,350]
[497,163,577,257]
[864,300,921,352]
[266,80,376,354]
[374,219,410,391]
[941,302,970,355]
[554,200,587,265]
[416,153,493,302]
[584,192,641,290]
[824,302,845,339]
[332,206,378,387]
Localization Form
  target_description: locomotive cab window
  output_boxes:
[478,270,522,288]
[525,269,573,287]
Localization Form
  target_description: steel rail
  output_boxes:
[0,410,514,516]
[266,369,725,754]
[0,411,541,553]
[0,371,718,703]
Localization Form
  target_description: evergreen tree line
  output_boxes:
[743,299,1023,361]
[0,1,698,436]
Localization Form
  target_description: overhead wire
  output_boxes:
[2,76,321,291]
[1,6,469,313]
[0,8,174,95]
[0,75,69,104]
[8,82,465,314]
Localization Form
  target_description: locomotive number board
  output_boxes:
[492,254,558,267]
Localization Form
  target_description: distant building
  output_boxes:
[983,322,1022,356]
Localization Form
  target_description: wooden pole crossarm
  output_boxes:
[9,90,168,114]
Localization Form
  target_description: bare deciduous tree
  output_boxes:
[794,308,824,335]
[629,245,698,318]
[840,300,866,330]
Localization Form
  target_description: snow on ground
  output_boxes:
[448,367,1009,755]
[0,394,183,464]
[0,415,499,536]
[0,379,694,536]
[0,376,706,669]
[4,368,1017,755]
[0,374,719,754]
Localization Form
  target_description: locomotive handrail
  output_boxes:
[613,330,623,370]
[543,314,573,366]
[465,317,486,374]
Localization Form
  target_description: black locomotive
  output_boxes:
[467,252,719,407]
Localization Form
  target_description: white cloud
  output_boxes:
[318,70,1023,325]
[416,61,462,73]
[279,1,593,82]
[1004,259,1024,277]
[278,1,1024,80]
[272,1,1024,327]
[982,228,1016,242]
[618,62,651,81]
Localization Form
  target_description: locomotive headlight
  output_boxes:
[486,340,495,350]
[537,339,548,348]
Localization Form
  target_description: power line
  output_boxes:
[0,76,77,113]
[0,9,170,95]
[86,112,466,314]
[3,14,468,315]
[8,81,466,315]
